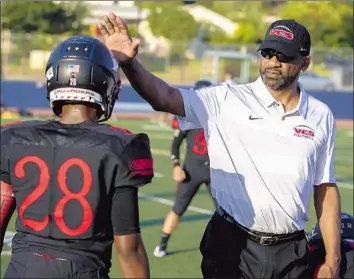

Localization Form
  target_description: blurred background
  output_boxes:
[1,2,353,277]
[1,0,353,120]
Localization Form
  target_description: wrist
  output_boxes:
[172,161,180,167]
[120,57,138,68]
[325,254,341,266]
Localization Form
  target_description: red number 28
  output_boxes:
[15,156,93,237]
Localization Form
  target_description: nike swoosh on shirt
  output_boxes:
[249,115,263,120]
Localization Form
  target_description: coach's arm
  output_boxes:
[121,58,184,116]
[99,12,184,117]
[314,183,341,270]
[313,111,341,277]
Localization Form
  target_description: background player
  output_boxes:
[307,212,353,279]
[0,36,153,278]
[153,80,217,258]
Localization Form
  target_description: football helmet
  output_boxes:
[307,212,353,278]
[194,80,212,90]
[45,35,121,122]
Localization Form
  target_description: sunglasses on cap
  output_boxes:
[260,49,296,63]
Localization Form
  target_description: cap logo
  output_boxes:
[269,27,294,40]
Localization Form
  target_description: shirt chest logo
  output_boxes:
[293,125,315,139]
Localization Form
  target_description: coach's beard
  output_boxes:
[260,69,299,91]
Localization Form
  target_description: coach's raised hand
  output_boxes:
[99,12,184,116]
[98,12,139,64]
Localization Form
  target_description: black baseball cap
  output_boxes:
[257,19,311,57]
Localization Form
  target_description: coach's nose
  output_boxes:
[269,55,282,67]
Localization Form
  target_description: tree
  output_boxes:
[279,1,353,47]
[2,1,89,34]
[198,2,269,44]
[147,5,199,80]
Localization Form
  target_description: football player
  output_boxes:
[307,212,353,279]
[0,36,153,278]
[153,81,217,258]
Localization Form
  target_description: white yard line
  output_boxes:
[338,182,353,189]
[139,193,214,216]
[151,148,353,189]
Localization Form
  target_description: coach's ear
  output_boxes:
[301,56,311,72]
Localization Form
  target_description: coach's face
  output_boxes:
[259,49,311,91]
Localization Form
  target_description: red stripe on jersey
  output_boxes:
[0,181,14,229]
[313,265,321,278]
[129,159,154,176]
[171,119,179,129]
[110,125,133,135]
[1,121,24,129]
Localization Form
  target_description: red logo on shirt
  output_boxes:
[293,125,315,139]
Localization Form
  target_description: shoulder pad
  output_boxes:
[93,123,134,138]
[1,120,50,146]
[1,120,49,132]
[94,123,150,149]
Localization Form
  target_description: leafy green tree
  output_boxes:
[279,1,353,47]
[2,1,91,68]
[198,2,268,44]
[147,5,198,80]
[202,23,230,45]
[2,1,89,34]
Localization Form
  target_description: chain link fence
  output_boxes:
[2,32,353,90]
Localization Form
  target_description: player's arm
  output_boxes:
[112,134,154,278]
[0,143,16,251]
[112,187,149,278]
[313,112,341,273]
[170,128,187,167]
[0,181,15,250]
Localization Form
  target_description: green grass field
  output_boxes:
[1,118,353,278]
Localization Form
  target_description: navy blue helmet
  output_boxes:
[308,212,353,279]
[308,212,353,244]
[45,35,121,122]
[193,80,212,90]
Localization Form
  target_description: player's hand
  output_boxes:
[173,166,186,182]
[98,12,140,65]
[315,262,340,279]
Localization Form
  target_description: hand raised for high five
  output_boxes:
[98,12,140,65]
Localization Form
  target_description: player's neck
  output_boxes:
[60,105,97,124]
[59,114,94,125]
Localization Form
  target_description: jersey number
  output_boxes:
[15,156,93,237]
[193,130,207,155]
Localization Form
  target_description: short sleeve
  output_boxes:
[176,83,228,131]
[115,134,154,188]
[314,111,336,185]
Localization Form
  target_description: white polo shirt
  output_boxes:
[177,77,336,234]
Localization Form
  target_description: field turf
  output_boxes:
[1,118,353,278]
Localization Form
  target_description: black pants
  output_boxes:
[200,211,310,279]
[172,166,216,216]
[4,251,109,278]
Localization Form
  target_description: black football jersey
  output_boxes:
[1,120,154,270]
[171,117,209,167]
